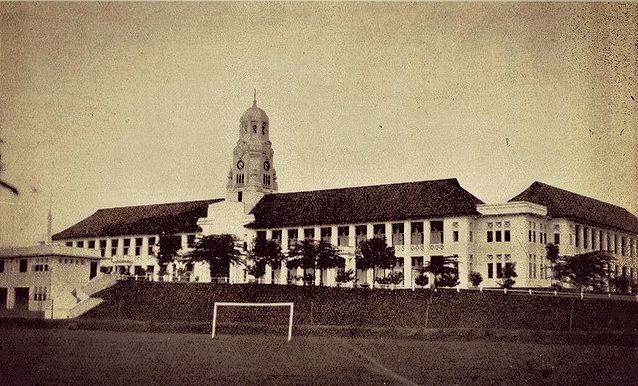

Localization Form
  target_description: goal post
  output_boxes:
[211,302,294,341]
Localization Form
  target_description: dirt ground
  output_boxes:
[1,328,637,385]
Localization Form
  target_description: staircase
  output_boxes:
[66,274,117,319]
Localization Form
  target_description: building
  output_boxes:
[51,96,638,289]
[0,244,107,318]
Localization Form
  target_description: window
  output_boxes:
[0,260,4,273]
[123,238,130,255]
[272,230,282,245]
[469,231,473,242]
[287,229,298,249]
[337,226,349,247]
[147,237,156,255]
[583,227,589,249]
[88,240,96,249]
[487,231,493,242]
[77,240,84,248]
[320,227,331,243]
[355,225,367,246]
[430,221,444,244]
[111,239,119,256]
[373,224,385,239]
[453,231,459,242]
[621,237,627,256]
[411,222,424,245]
[237,191,243,202]
[391,223,404,246]
[495,231,502,242]
[20,259,27,272]
[528,230,532,242]
[99,240,107,257]
[533,231,536,243]
[488,263,494,279]
[554,233,560,245]
[186,235,196,248]
[496,263,503,279]
[411,256,424,268]
[575,225,580,247]
[65,241,72,247]
[599,231,603,251]
[135,237,143,255]
[303,228,315,241]
[504,230,510,242]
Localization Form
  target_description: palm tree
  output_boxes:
[185,234,243,282]
[422,255,459,288]
[247,238,284,283]
[355,237,396,288]
[287,239,343,286]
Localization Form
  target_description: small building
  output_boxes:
[0,244,107,319]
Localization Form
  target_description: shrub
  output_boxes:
[335,269,355,284]
[415,273,429,287]
[468,271,483,287]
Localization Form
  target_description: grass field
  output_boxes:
[1,328,637,385]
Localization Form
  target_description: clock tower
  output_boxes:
[226,90,278,212]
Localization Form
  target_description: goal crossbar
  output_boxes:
[211,302,294,341]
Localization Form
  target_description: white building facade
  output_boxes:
[51,97,638,290]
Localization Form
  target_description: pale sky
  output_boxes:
[1,2,637,246]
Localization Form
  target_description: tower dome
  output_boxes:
[240,90,269,123]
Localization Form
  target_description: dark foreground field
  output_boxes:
[1,328,637,385]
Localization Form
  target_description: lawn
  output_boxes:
[1,328,637,385]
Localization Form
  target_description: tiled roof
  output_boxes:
[247,178,484,229]
[52,199,223,240]
[509,181,638,234]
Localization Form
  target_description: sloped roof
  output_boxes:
[52,199,223,240]
[247,178,484,229]
[509,181,638,234]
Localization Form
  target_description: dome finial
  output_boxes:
[253,88,257,107]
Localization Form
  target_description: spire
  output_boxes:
[253,88,257,107]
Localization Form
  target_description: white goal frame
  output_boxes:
[211,302,294,342]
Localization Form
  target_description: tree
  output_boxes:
[421,255,459,288]
[287,239,344,286]
[246,238,284,282]
[156,234,182,278]
[468,271,483,287]
[185,234,243,280]
[497,263,517,289]
[546,244,613,292]
[0,139,18,195]
[355,237,396,287]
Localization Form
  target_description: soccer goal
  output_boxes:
[211,302,294,342]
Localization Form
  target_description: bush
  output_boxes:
[468,271,483,287]
[415,273,429,287]
[335,269,355,284]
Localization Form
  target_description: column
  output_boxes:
[403,221,412,288]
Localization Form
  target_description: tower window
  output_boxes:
[263,174,271,186]
[238,191,243,202]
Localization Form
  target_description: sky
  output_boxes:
[1,2,637,246]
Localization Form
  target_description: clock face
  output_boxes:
[263,160,270,171]
[237,160,244,170]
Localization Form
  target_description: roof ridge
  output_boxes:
[96,198,224,211]
[272,178,460,196]
[532,181,630,213]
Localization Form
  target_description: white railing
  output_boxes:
[394,245,405,252]
[410,244,424,252]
